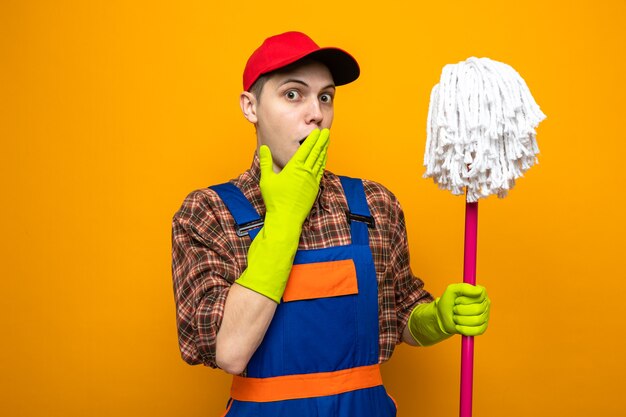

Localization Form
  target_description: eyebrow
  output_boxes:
[279,79,336,90]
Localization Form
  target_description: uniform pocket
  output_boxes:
[283,259,358,301]
[282,259,359,374]
[386,392,398,415]
[219,398,233,417]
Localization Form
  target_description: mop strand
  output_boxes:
[423,57,547,202]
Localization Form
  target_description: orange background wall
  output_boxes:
[2,1,625,416]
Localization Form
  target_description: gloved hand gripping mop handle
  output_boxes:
[461,201,478,417]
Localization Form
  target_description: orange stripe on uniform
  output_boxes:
[282,259,358,302]
[230,364,383,402]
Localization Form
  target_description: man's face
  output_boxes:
[254,60,335,172]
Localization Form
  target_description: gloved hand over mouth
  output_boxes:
[236,128,330,303]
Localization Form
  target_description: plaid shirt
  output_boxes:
[171,154,434,369]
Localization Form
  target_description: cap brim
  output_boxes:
[305,48,360,86]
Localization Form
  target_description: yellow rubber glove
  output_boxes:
[408,283,490,346]
[236,128,329,303]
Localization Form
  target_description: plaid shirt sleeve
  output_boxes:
[171,189,242,368]
[362,180,434,359]
[388,193,434,341]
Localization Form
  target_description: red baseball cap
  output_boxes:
[243,31,360,91]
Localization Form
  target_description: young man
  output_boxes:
[172,31,490,417]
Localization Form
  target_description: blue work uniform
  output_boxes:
[210,176,397,417]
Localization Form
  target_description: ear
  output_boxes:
[240,91,258,124]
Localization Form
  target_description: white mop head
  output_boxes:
[423,57,546,202]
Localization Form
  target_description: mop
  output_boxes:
[423,57,546,417]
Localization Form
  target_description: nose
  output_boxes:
[305,99,323,126]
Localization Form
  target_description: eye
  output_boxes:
[285,90,301,100]
[320,93,333,104]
